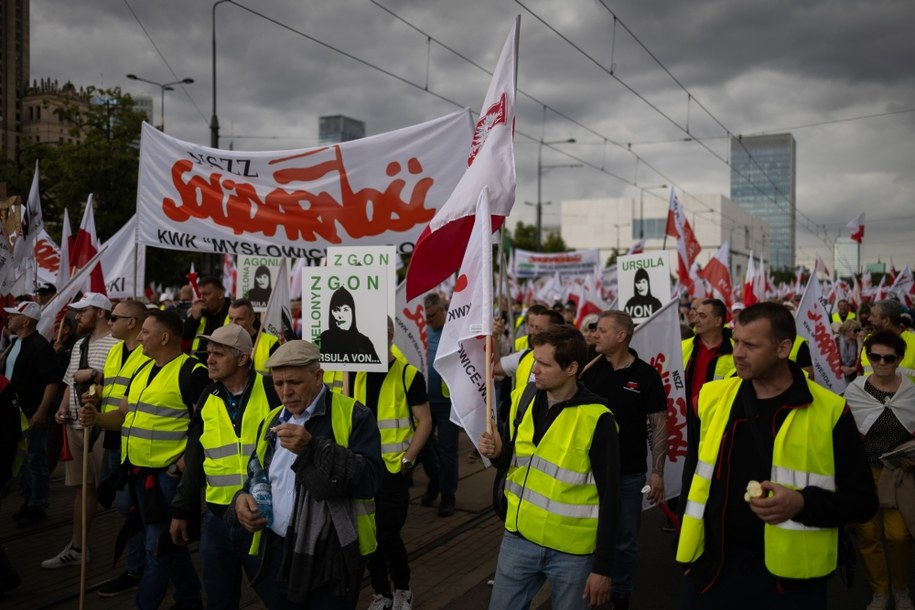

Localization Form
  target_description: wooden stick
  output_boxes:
[580,354,603,377]
[485,334,493,434]
[79,425,90,610]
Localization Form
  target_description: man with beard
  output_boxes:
[43,294,119,568]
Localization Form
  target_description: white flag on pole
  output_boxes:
[795,273,847,394]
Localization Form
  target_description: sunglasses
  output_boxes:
[867,352,899,364]
[109,315,136,322]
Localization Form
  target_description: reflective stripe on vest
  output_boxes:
[676,376,844,578]
[504,390,608,555]
[200,374,273,505]
[324,370,345,393]
[101,342,151,414]
[122,355,202,468]
[354,359,417,473]
[249,393,376,557]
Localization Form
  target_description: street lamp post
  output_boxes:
[638,184,667,239]
[211,0,232,148]
[126,74,194,132]
[536,138,577,251]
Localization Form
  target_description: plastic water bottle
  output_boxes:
[250,470,273,528]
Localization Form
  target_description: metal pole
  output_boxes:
[159,86,166,132]
[211,1,230,148]
[536,142,542,251]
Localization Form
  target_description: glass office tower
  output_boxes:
[730,133,796,271]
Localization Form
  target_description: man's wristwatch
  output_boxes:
[401,457,414,471]
[167,463,182,476]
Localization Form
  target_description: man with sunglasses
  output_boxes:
[93,300,151,597]
[861,299,915,383]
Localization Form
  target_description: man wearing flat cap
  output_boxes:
[169,324,281,608]
[230,340,383,610]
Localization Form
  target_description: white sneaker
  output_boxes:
[895,589,915,610]
[867,592,889,610]
[392,589,412,610]
[41,542,89,569]
[367,593,393,610]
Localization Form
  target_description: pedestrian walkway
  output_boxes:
[0,428,890,609]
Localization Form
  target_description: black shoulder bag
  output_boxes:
[491,382,538,521]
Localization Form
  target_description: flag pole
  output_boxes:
[484,334,493,434]
[79,424,90,610]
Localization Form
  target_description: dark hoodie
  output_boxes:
[496,383,620,576]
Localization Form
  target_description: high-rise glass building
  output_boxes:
[730,133,796,270]
[318,115,365,144]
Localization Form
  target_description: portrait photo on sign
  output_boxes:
[618,251,671,323]
[303,266,389,373]
[238,255,282,312]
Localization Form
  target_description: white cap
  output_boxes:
[69,292,112,312]
[3,301,41,321]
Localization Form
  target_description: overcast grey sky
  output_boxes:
[30,0,915,270]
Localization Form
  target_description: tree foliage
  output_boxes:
[508,221,568,253]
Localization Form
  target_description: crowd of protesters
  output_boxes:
[0,275,913,610]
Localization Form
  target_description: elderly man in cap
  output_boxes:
[3,301,60,528]
[230,340,383,610]
[169,324,281,609]
[43,293,119,568]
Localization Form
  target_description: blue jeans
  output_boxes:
[611,473,647,597]
[424,401,459,497]
[20,424,49,509]
[133,471,201,610]
[489,532,593,610]
[201,510,258,609]
[105,449,144,576]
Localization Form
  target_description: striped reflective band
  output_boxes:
[506,480,599,519]
[771,466,835,491]
[899,367,915,377]
[354,501,375,516]
[512,455,596,487]
[381,441,411,454]
[204,444,238,460]
[105,375,132,386]
[101,397,121,410]
[206,473,242,487]
[684,499,705,520]
[695,460,714,481]
[377,417,412,430]
[125,428,187,441]
[135,402,188,419]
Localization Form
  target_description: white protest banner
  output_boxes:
[512,248,601,279]
[796,273,847,394]
[33,230,60,287]
[101,215,145,299]
[433,188,494,466]
[303,266,389,373]
[136,111,471,257]
[394,281,428,378]
[619,251,671,324]
[327,245,397,321]
[631,298,688,506]
[237,255,282,311]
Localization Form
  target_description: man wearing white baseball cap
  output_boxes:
[3,301,60,528]
[42,293,119,569]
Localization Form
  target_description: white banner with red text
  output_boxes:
[136,111,472,257]
[511,248,601,279]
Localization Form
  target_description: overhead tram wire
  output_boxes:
[518,0,835,250]
[122,0,209,126]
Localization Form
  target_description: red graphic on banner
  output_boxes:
[403,304,429,352]
[649,352,688,463]
[163,145,436,243]
[806,309,844,379]
[35,238,60,273]
[468,93,506,166]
